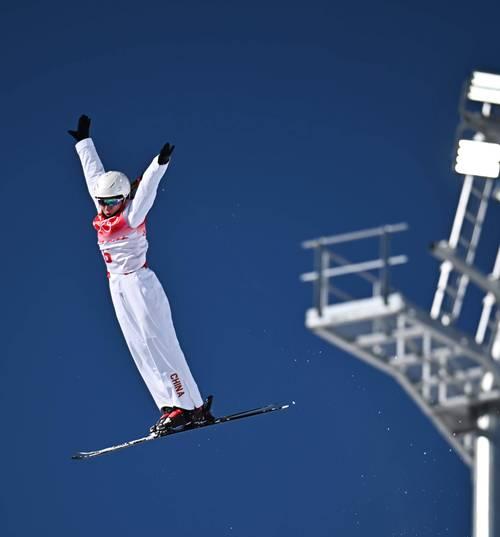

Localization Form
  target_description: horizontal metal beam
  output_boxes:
[435,391,500,411]
[355,326,424,347]
[300,255,408,282]
[430,241,500,302]
[413,366,486,387]
[408,308,500,370]
[302,222,408,249]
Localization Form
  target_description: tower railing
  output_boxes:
[301,223,408,313]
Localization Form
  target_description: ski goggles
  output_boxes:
[97,197,124,207]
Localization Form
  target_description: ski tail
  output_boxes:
[72,433,156,460]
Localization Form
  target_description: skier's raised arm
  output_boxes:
[68,115,105,211]
[126,143,175,228]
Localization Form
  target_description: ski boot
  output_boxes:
[150,406,191,435]
[192,395,215,425]
[150,396,215,435]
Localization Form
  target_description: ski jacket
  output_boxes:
[75,138,169,275]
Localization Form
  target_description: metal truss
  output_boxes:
[301,71,500,536]
[301,224,500,467]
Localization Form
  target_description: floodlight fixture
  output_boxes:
[468,71,500,105]
[455,139,500,178]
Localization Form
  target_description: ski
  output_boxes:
[72,401,291,460]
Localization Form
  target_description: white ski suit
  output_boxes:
[76,138,203,411]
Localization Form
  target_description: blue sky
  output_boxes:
[1,1,499,536]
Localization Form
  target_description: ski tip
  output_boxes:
[278,402,294,410]
[72,451,95,460]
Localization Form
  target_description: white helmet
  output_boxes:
[94,171,131,199]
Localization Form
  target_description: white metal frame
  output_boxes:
[301,69,500,537]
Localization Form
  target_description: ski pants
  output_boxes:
[108,267,203,410]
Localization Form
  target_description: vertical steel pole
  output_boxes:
[473,409,500,537]
[380,230,390,304]
[314,244,329,316]
[319,248,330,314]
[313,244,322,314]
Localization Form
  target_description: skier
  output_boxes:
[69,114,209,434]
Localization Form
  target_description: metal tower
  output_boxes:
[301,72,500,537]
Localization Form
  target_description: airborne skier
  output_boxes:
[69,114,208,434]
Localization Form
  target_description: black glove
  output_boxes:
[68,114,91,142]
[158,143,175,165]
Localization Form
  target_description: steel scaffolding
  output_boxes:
[301,72,500,537]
